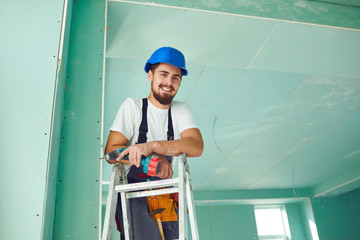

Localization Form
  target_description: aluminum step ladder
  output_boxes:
[102,153,199,240]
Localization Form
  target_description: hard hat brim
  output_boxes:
[144,61,188,76]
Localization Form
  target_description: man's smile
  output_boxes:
[159,84,174,94]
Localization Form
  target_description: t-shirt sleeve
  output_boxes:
[177,102,198,134]
[110,98,138,141]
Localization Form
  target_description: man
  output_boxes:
[105,46,204,239]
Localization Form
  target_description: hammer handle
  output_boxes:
[156,218,165,240]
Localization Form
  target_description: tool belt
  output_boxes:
[147,193,178,222]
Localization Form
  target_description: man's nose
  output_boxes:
[163,75,173,85]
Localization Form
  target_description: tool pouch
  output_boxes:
[147,194,178,222]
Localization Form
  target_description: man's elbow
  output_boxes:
[181,129,204,157]
[192,140,204,157]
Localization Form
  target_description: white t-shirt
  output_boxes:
[110,97,197,153]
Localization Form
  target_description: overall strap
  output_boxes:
[137,98,148,144]
[137,98,174,144]
[167,107,174,141]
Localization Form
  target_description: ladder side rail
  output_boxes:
[178,153,186,240]
[102,164,121,240]
[117,164,132,240]
[120,191,132,240]
[185,165,199,240]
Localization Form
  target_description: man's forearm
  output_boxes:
[115,128,203,166]
[150,136,203,158]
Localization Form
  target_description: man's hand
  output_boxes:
[114,143,172,178]
[116,143,154,167]
[156,156,173,179]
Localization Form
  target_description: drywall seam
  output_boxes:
[246,22,281,69]
[312,176,360,198]
[41,1,68,239]
[58,0,68,65]
[99,0,109,238]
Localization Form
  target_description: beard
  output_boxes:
[152,82,175,106]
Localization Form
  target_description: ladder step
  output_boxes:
[115,178,179,192]
[127,187,180,199]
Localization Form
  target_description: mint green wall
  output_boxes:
[192,201,311,240]
[43,1,73,239]
[286,203,308,240]
[192,188,360,239]
[0,1,65,239]
[300,199,319,240]
[192,189,312,239]
[53,0,105,239]
[195,205,258,240]
[311,187,360,239]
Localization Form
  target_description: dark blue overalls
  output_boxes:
[116,98,179,240]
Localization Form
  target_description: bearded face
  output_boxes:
[148,63,182,107]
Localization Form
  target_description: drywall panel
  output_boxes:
[110,0,360,29]
[53,0,105,239]
[106,1,280,68]
[193,205,258,240]
[311,188,360,239]
[252,23,360,76]
[200,73,360,190]
[193,202,309,240]
[106,3,360,77]
[286,203,308,240]
[42,1,74,239]
[186,67,305,188]
[0,1,64,240]
[311,165,360,197]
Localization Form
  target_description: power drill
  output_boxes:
[101,147,161,177]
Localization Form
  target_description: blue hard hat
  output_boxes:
[144,47,188,76]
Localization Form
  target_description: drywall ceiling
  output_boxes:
[103,1,360,196]
[318,0,360,7]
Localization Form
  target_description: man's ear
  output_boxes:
[147,70,153,82]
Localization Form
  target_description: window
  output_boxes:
[254,205,291,240]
